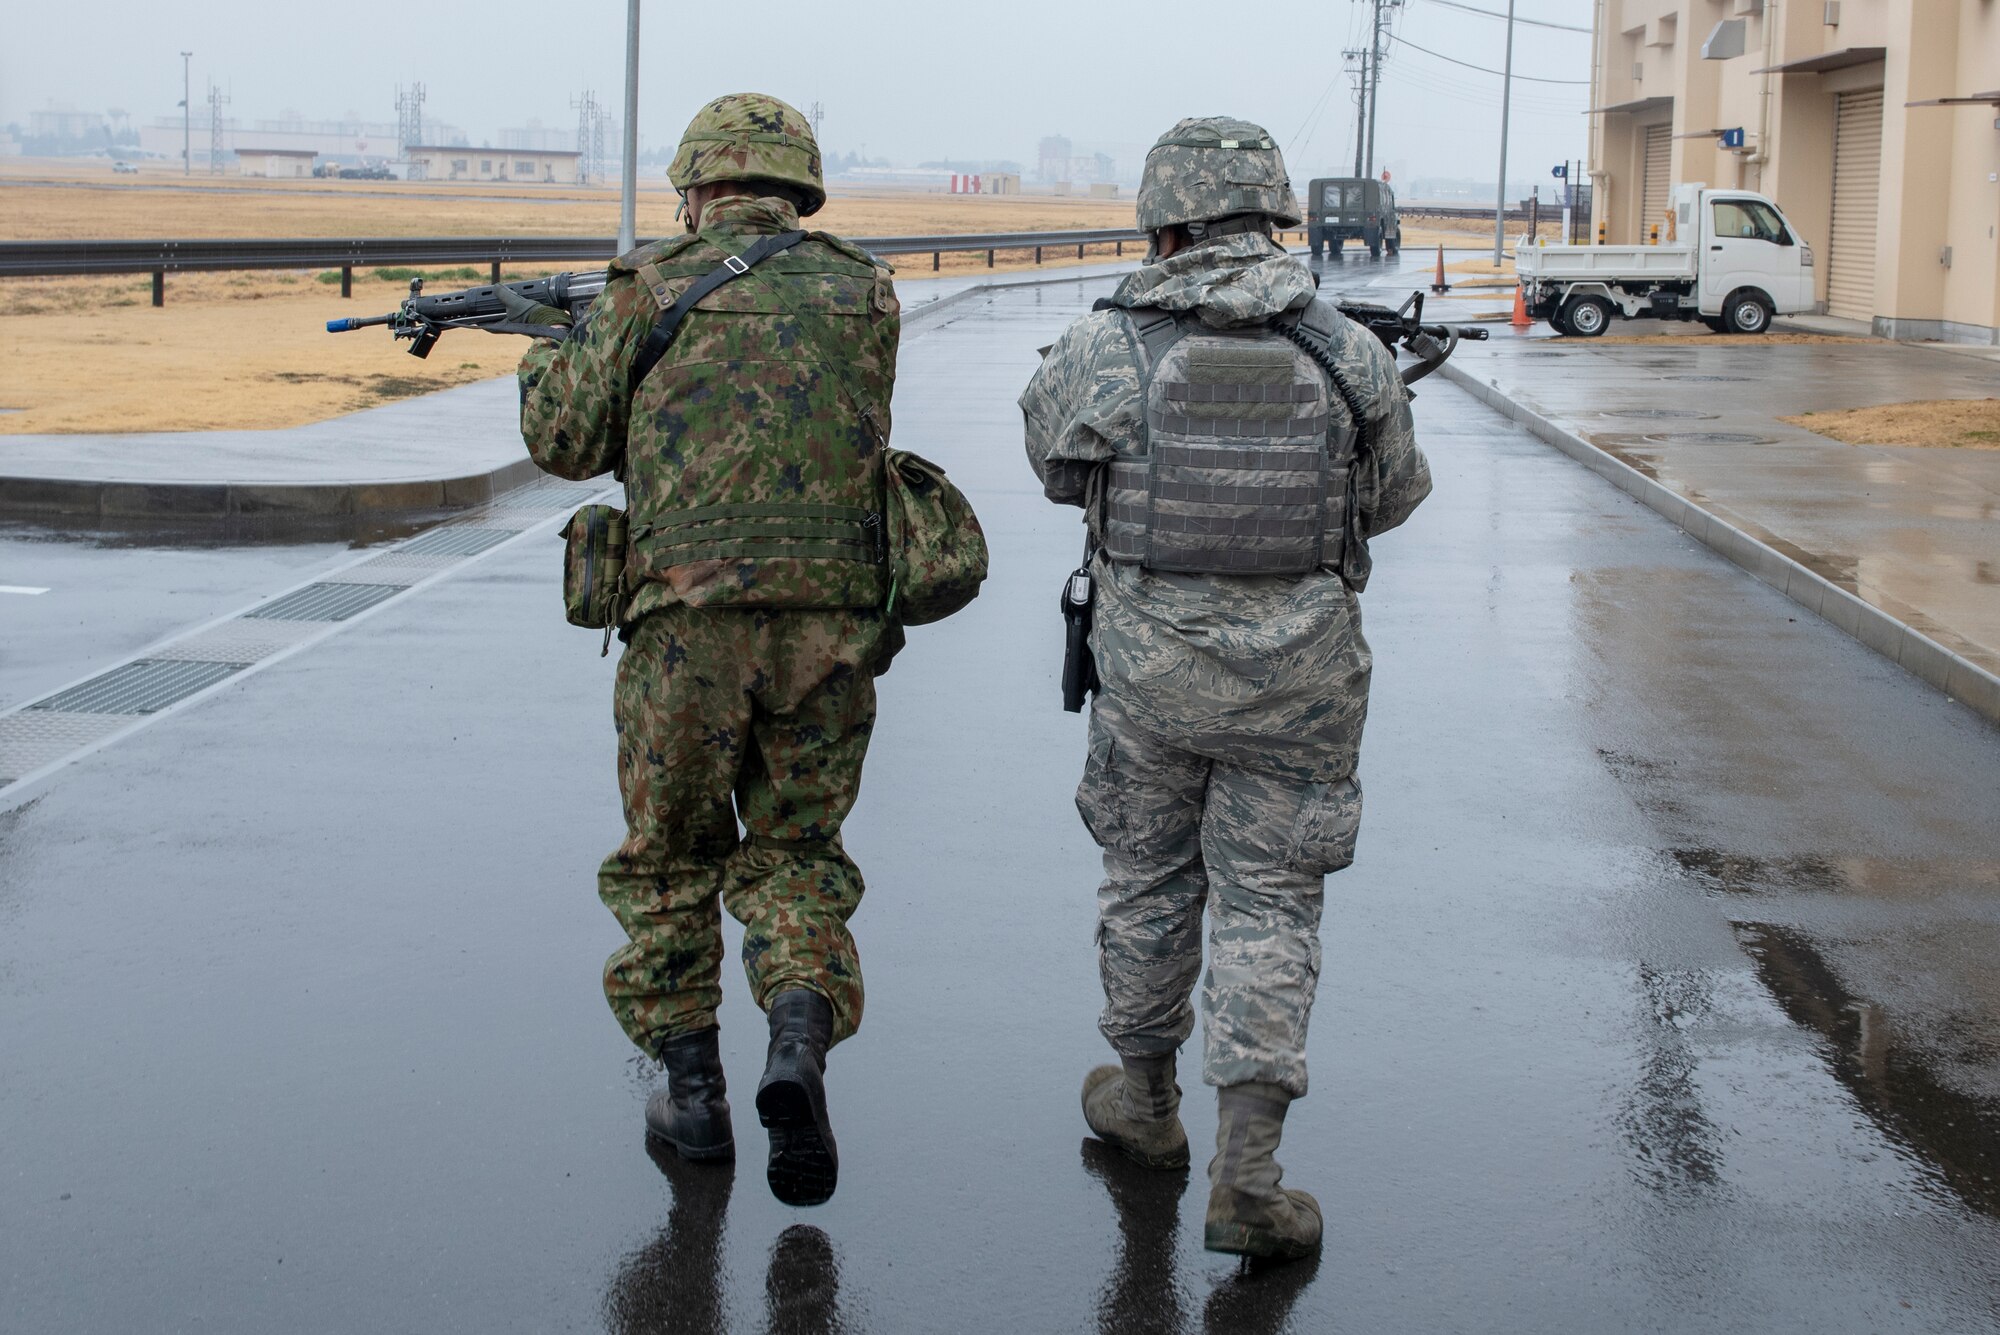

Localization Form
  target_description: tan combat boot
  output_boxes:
[1082,1054,1189,1169]
[1204,1082,1322,1260]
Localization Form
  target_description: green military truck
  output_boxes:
[1307,177,1402,262]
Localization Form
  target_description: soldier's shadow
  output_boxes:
[1080,1139,1322,1335]
[602,1139,852,1335]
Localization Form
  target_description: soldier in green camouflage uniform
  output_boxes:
[1020,117,1431,1260]
[517,93,897,1208]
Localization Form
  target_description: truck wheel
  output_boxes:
[1328,237,1344,258]
[1700,315,1727,333]
[1561,296,1612,337]
[1722,291,1774,335]
[1368,242,1382,260]
[1548,314,1572,335]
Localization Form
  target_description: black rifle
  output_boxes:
[1329,289,1489,387]
[326,270,609,359]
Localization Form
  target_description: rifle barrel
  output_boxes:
[326,312,397,333]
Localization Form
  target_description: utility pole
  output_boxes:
[1365,0,1400,178]
[1492,0,1516,265]
[180,52,192,176]
[618,0,640,254]
[1344,47,1367,177]
[808,100,824,144]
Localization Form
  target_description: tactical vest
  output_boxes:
[621,232,897,610]
[1102,301,1363,577]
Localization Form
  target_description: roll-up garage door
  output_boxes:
[1640,123,1671,242]
[1827,90,1882,320]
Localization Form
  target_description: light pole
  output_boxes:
[1492,0,1516,265]
[618,0,640,254]
[180,51,192,176]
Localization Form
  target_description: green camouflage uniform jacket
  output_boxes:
[1019,233,1432,783]
[519,194,900,622]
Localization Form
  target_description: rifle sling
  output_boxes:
[628,228,809,391]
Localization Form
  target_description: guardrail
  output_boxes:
[0,226,1319,306]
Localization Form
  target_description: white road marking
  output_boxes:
[0,586,50,596]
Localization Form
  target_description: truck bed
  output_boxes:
[1516,244,1697,283]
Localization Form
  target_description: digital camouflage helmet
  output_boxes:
[668,93,826,217]
[1135,117,1302,237]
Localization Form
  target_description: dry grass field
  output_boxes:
[1783,398,2000,450]
[0,166,1144,434]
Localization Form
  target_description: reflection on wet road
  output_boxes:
[1,277,1997,1331]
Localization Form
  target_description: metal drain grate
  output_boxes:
[28,659,246,715]
[394,525,520,558]
[246,582,408,622]
[1643,431,1777,445]
[1662,374,1751,382]
[1597,408,1717,420]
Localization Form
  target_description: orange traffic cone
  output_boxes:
[1510,284,1531,329]
[1430,243,1450,294]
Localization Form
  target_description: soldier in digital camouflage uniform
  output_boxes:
[1020,117,1431,1260]
[515,92,899,1208]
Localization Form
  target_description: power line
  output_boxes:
[1389,32,1593,82]
[1419,0,1593,33]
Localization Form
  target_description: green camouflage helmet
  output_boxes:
[668,92,826,216]
[1135,116,1302,234]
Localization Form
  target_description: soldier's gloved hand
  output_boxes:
[495,284,573,330]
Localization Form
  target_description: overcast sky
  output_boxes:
[3,0,1595,188]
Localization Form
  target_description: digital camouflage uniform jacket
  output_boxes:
[518,194,900,622]
[1020,233,1432,784]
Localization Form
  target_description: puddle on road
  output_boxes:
[1737,922,2000,1219]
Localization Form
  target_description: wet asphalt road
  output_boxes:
[3,276,1999,1333]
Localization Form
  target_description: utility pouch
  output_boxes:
[882,448,988,626]
[561,504,628,646]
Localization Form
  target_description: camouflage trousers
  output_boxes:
[1076,695,1363,1098]
[599,604,884,1057]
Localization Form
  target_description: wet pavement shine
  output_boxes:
[3,277,1999,1333]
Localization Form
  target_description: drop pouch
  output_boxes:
[560,503,628,636]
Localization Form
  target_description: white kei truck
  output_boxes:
[1515,184,1816,337]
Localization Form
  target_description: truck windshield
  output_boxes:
[1712,199,1788,243]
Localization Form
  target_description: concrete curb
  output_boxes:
[1440,360,2000,727]
[0,455,544,522]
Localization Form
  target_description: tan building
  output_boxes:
[405,146,581,185]
[235,147,318,178]
[1588,0,2000,342]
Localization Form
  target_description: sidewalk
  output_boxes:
[0,261,1145,522]
[1442,328,2000,723]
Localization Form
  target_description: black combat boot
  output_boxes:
[755,989,839,1207]
[645,1027,734,1163]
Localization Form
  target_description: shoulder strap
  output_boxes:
[628,229,808,391]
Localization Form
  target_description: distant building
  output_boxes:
[1087,182,1120,200]
[28,106,104,141]
[139,116,464,164]
[234,147,317,178]
[405,145,581,184]
[1037,135,1072,182]
[498,122,574,153]
[985,172,1021,195]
